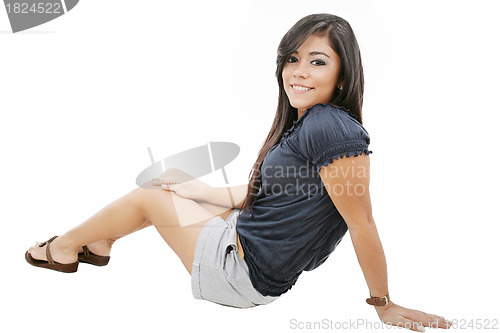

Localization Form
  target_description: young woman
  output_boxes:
[26,13,450,332]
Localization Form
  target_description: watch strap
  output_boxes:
[366,293,390,306]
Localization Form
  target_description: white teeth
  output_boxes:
[292,85,311,91]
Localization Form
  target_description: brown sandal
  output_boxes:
[78,245,110,266]
[25,236,79,273]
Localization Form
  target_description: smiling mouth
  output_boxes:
[291,84,313,91]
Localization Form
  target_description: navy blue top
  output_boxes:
[236,103,372,297]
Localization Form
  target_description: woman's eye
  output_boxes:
[311,59,326,66]
[287,56,298,63]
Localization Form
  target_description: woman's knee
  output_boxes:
[130,186,198,226]
[130,186,166,202]
[126,187,166,217]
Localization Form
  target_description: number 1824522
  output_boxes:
[6,2,62,14]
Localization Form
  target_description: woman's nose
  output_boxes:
[293,62,309,79]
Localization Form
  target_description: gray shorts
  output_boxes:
[191,209,279,308]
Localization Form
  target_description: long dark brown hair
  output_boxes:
[241,13,365,212]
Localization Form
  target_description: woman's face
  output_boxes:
[282,34,341,118]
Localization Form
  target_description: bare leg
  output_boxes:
[77,219,153,257]
[27,185,233,274]
[80,168,229,256]
[81,201,229,256]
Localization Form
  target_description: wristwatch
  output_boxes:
[366,293,390,306]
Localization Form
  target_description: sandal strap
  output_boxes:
[40,236,58,265]
[82,245,90,256]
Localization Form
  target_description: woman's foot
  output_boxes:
[28,237,114,264]
[27,236,78,264]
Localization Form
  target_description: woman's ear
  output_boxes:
[336,76,344,89]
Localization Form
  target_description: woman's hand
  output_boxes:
[375,301,451,332]
[152,176,209,201]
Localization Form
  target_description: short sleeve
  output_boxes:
[298,104,372,172]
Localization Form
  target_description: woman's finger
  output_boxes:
[391,316,426,332]
[152,178,163,186]
[153,177,178,186]
[403,309,451,330]
[426,315,452,329]
[161,183,179,191]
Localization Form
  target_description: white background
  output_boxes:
[1,0,499,332]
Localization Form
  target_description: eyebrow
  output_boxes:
[291,51,331,58]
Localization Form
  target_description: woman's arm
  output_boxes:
[319,153,388,298]
[152,168,248,208]
[190,184,248,209]
[319,153,450,332]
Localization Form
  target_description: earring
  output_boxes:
[337,85,343,90]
